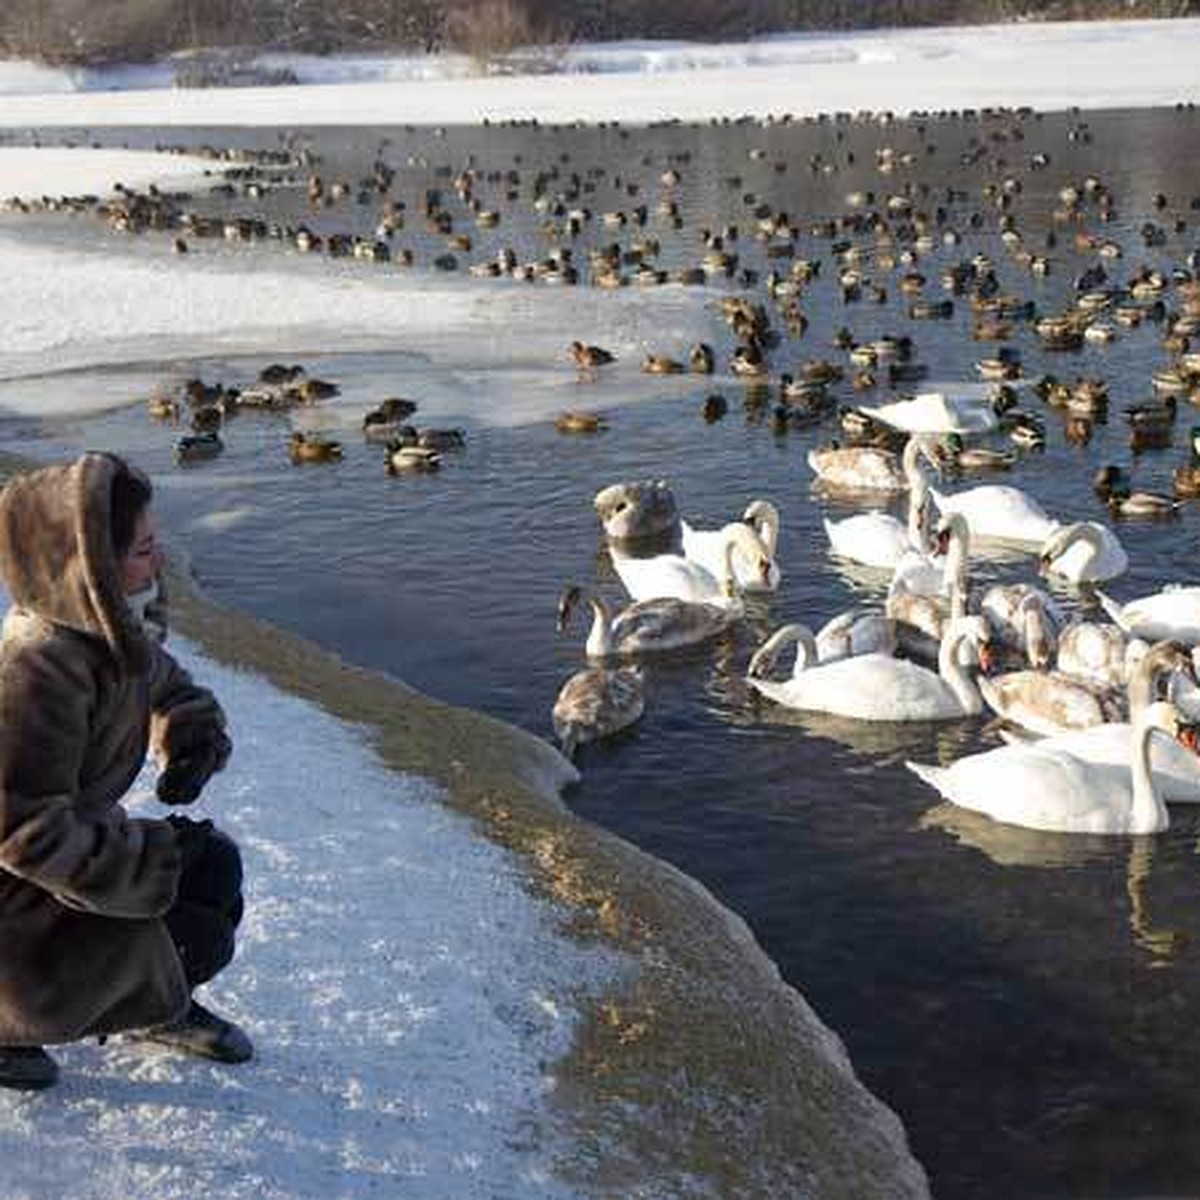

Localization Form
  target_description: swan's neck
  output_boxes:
[792,626,820,676]
[938,625,982,714]
[1129,713,1168,834]
[585,597,616,658]
[1022,601,1054,669]
[747,502,780,557]
[1057,523,1103,568]
[943,522,970,616]
[907,475,930,548]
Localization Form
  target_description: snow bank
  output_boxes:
[0,19,1194,124]
[0,622,611,1200]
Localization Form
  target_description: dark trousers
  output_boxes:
[163,818,244,989]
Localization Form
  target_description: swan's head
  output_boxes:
[931,512,969,557]
[1039,522,1083,568]
[556,585,584,634]
[1018,593,1057,670]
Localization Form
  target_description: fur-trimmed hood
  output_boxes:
[0,452,152,674]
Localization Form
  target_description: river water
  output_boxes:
[3,105,1200,1198]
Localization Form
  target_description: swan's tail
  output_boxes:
[905,759,946,793]
[1094,589,1130,633]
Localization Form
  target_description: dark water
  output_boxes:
[5,105,1200,1198]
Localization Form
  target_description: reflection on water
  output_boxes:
[5,105,1200,1200]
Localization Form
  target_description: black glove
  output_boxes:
[156,730,232,806]
[165,814,216,869]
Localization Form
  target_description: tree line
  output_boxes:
[1,0,1196,68]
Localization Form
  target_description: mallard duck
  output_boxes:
[174,432,223,464]
[690,343,715,375]
[190,405,222,433]
[1094,465,1181,516]
[288,431,343,464]
[936,433,1016,472]
[555,410,607,434]
[259,363,305,386]
[147,394,179,421]
[385,442,440,474]
[642,354,685,375]
[363,398,419,441]
[417,428,465,451]
[571,341,615,369]
[292,377,339,403]
[702,394,728,423]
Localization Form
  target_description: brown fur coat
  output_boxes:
[0,453,228,1044]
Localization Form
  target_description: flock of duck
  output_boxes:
[553,433,1200,836]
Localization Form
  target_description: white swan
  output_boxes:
[1096,585,1200,643]
[746,614,990,721]
[856,389,1000,434]
[611,522,766,605]
[885,513,970,662]
[552,665,644,760]
[807,444,907,492]
[823,438,933,571]
[929,483,1059,549]
[907,700,1185,833]
[557,585,738,658]
[1039,521,1129,583]
[682,498,781,592]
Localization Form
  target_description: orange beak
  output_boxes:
[1178,725,1200,755]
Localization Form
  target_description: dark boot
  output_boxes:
[0,1046,59,1091]
[136,1001,253,1064]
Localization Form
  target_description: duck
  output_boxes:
[1096,585,1200,643]
[147,394,180,421]
[690,343,716,375]
[642,354,685,375]
[906,699,1189,834]
[807,442,908,492]
[823,437,935,570]
[557,584,739,658]
[555,410,608,434]
[552,664,644,760]
[417,428,466,451]
[611,522,768,606]
[362,397,418,442]
[385,442,440,474]
[934,433,1016,472]
[174,432,223,464]
[746,614,991,722]
[682,499,781,593]
[929,481,1058,549]
[1039,521,1129,583]
[288,431,343,464]
[1093,465,1181,517]
[571,341,616,369]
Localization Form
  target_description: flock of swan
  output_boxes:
[552,388,1200,838]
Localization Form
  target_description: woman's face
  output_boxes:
[120,507,161,595]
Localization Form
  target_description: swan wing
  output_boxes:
[908,743,1137,833]
[815,610,895,662]
[808,447,905,491]
[1100,587,1200,642]
[930,485,1057,546]
[978,671,1115,736]
[1030,723,1200,804]
[611,549,721,603]
[612,598,736,652]
[751,653,960,720]
[823,512,910,570]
